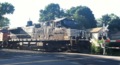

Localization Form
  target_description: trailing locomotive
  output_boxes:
[0,18,91,53]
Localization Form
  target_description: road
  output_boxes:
[0,49,120,65]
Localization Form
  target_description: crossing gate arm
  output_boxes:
[105,40,120,42]
[105,40,120,49]
[107,47,120,49]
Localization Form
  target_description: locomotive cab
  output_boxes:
[34,24,41,28]
[53,18,83,30]
[62,20,78,28]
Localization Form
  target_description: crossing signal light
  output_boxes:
[103,36,106,40]
[98,37,102,40]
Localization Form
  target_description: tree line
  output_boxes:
[39,3,120,31]
[0,2,14,28]
[39,3,96,29]
[97,14,120,31]
[0,2,120,31]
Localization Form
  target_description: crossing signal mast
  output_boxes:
[98,24,109,55]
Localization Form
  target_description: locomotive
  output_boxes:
[0,18,91,53]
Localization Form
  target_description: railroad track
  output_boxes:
[0,48,44,53]
[0,48,69,56]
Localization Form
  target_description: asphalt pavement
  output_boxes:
[0,50,120,65]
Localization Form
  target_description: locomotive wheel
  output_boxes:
[1,42,7,48]
[16,44,20,49]
[7,43,12,49]
[0,42,2,48]
[9,43,13,49]
[67,50,72,52]
[46,48,54,52]
[1,42,4,48]
[77,47,82,53]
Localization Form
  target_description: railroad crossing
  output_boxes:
[98,24,120,54]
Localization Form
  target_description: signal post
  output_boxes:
[98,24,109,55]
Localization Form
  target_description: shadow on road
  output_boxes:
[0,49,120,65]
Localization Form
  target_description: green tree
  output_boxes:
[96,19,103,27]
[0,17,10,27]
[97,13,120,31]
[39,4,96,29]
[39,3,65,22]
[97,14,111,27]
[73,14,91,29]
[0,2,15,28]
[108,14,120,31]
[66,6,97,28]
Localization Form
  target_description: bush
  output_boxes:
[97,39,104,44]
[91,44,95,54]
[91,44,103,54]
[91,39,103,54]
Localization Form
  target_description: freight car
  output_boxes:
[0,18,91,53]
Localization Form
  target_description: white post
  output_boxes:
[103,24,106,55]
[103,39,106,55]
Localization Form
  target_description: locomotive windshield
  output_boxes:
[63,20,82,29]
[64,20,78,25]
[35,24,41,28]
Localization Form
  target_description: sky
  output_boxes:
[1,0,120,28]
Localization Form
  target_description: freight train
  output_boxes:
[0,18,91,53]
